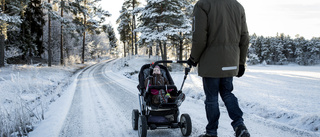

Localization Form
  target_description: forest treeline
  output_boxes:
[1,0,319,68]
[248,33,320,65]
[0,0,117,67]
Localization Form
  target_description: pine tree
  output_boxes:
[117,5,132,57]
[39,0,110,65]
[293,36,308,65]
[262,37,272,64]
[136,0,163,57]
[106,24,118,49]
[251,35,265,64]
[182,0,195,59]
[121,0,140,55]
[275,42,287,64]
[311,37,320,64]
[66,0,110,63]
[172,0,194,61]
[247,34,260,65]
[60,0,64,65]
[125,0,140,55]
[20,0,44,59]
[268,34,287,64]
[305,38,320,65]
[0,0,5,67]
[1,0,22,66]
[281,34,294,62]
[137,0,190,61]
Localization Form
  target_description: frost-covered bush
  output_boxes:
[0,65,74,136]
[0,102,34,137]
[65,55,82,66]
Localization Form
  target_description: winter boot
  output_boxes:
[198,133,218,137]
[234,124,250,137]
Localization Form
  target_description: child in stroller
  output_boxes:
[144,65,175,105]
[133,60,192,137]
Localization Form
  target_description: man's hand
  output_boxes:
[187,57,197,67]
[236,65,245,77]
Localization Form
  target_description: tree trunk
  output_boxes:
[82,0,87,64]
[131,40,133,56]
[163,41,167,61]
[60,0,64,65]
[179,32,183,61]
[133,0,137,55]
[123,41,126,57]
[159,40,168,66]
[149,46,152,59]
[82,31,85,64]
[0,1,5,67]
[156,43,159,56]
[131,21,134,55]
[0,35,4,67]
[48,0,52,67]
[159,41,163,59]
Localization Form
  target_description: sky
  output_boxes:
[100,0,320,40]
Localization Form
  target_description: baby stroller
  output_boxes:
[132,60,192,137]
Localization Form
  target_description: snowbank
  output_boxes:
[0,64,83,136]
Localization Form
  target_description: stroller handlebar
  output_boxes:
[151,60,189,68]
[150,60,192,76]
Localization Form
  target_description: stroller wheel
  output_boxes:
[138,115,147,137]
[180,113,192,136]
[132,109,139,130]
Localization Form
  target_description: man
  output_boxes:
[187,0,250,137]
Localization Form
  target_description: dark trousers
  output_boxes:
[203,77,244,136]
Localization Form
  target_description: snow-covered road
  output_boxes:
[59,60,137,136]
[29,59,319,137]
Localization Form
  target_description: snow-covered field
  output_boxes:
[1,56,320,137]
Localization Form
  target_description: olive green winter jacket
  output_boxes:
[190,0,249,78]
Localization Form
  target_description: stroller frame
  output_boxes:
[132,60,192,137]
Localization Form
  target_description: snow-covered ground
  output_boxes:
[0,61,94,136]
[109,56,320,136]
[1,56,320,137]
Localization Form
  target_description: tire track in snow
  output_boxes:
[59,61,99,136]
[59,60,137,136]
[89,63,137,136]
